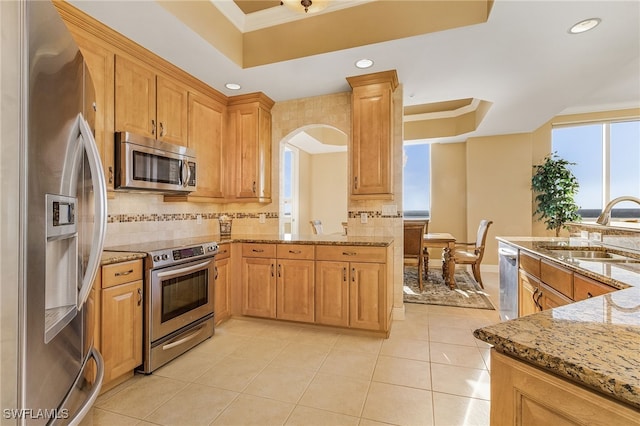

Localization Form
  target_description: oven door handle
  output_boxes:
[156,259,212,279]
[161,323,207,351]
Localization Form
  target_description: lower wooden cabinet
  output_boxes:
[240,242,392,333]
[97,259,143,388]
[490,350,640,425]
[214,244,231,325]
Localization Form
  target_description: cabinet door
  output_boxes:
[351,84,392,198]
[156,76,188,146]
[74,36,115,191]
[115,55,156,138]
[101,280,143,382]
[315,261,349,327]
[214,257,231,325]
[257,107,272,200]
[188,92,225,198]
[350,262,385,331]
[277,259,315,323]
[231,106,260,199]
[574,274,615,301]
[242,257,276,318]
[519,270,540,317]
[539,283,572,311]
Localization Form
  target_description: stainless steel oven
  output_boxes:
[109,237,219,373]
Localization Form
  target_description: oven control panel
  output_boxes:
[149,242,218,268]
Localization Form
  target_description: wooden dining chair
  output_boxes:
[452,219,493,288]
[310,220,323,235]
[404,220,428,291]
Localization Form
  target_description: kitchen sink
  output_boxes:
[542,247,640,263]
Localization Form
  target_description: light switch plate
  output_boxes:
[196,214,202,225]
[382,204,397,216]
[259,213,266,224]
[360,212,368,224]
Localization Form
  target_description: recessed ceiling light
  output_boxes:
[569,18,601,34]
[225,83,241,90]
[355,59,374,69]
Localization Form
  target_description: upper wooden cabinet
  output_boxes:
[186,91,226,200]
[227,93,274,203]
[347,70,398,200]
[115,55,188,146]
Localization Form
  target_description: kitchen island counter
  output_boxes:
[475,237,640,410]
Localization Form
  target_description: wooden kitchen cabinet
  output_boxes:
[490,350,640,426]
[518,270,540,317]
[276,244,315,323]
[574,273,615,301]
[115,55,188,146]
[315,245,391,332]
[214,243,231,325]
[241,243,277,318]
[227,93,274,203]
[346,71,398,200]
[538,282,572,310]
[99,259,143,387]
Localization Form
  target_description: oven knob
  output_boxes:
[162,254,169,260]
[208,246,214,252]
[153,255,161,262]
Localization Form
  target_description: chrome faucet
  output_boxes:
[596,196,640,225]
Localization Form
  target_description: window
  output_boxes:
[403,143,430,217]
[552,120,640,219]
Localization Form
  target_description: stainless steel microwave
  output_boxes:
[115,132,196,193]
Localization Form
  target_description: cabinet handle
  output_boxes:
[151,119,156,135]
[160,122,164,137]
[289,250,302,254]
[278,264,281,278]
[532,287,539,307]
[137,288,142,306]
[535,291,543,310]
[115,269,134,277]
[342,251,357,256]
[587,292,593,298]
[343,267,347,282]
[108,166,113,184]
[354,176,358,190]
[252,181,257,194]
[252,249,264,253]
[214,266,218,280]
[351,267,356,283]
[220,249,228,255]
[271,263,274,277]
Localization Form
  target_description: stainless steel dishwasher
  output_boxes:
[498,242,519,321]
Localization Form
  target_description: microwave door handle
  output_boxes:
[181,160,189,188]
[156,259,212,280]
[77,114,107,310]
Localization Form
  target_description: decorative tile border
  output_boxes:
[348,210,403,219]
[107,212,279,224]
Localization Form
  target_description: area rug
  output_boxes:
[403,266,495,310]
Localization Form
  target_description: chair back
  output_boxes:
[474,219,493,260]
[403,221,428,257]
[310,220,323,235]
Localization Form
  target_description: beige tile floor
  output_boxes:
[83,270,501,426]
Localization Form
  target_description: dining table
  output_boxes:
[423,232,457,289]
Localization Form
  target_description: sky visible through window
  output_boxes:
[403,143,430,215]
[552,120,640,215]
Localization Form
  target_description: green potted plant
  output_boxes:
[531,153,581,237]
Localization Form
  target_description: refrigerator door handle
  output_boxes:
[63,347,105,426]
[77,114,107,310]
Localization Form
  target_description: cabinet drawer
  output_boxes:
[216,243,231,260]
[519,251,541,278]
[242,243,276,258]
[277,244,314,260]
[316,245,386,263]
[574,274,615,301]
[540,259,573,299]
[102,259,143,288]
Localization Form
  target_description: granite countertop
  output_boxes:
[497,237,640,290]
[475,236,640,409]
[101,251,146,265]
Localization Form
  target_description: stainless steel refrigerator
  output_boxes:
[1,1,106,424]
